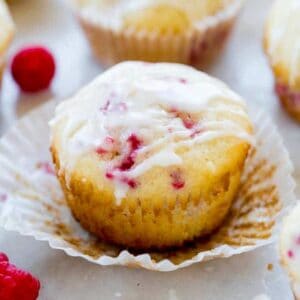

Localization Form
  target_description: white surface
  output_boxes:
[0,0,299,299]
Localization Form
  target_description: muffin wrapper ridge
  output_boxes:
[0,101,296,271]
[72,0,243,68]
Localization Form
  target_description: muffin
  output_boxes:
[50,61,253,250]
[70,0,243,67]
[0,0,14,82]
[264,0,300,122]
[280,203,300,299]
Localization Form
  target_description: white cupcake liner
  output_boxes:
[70,0,243,67]
[0,100,296,271]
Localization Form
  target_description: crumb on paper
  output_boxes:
[267,263,273,271]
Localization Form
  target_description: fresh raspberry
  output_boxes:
[0,253,40,300]
[11,46,55,93]
[0,253,8,262]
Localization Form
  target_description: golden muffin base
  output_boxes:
[275,81,300,123]
[264,29,300,123]
[76,3,239,68]
[51,137,250,250]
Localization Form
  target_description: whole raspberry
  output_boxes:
[0,253,8,262]
[0,252,40,300]
[11,46,56,92]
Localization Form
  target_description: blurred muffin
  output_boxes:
[70,0,243,67]
[264,0,300,122]
[0,0,14,81]
[280,203,300,299]
[50,61,253,250]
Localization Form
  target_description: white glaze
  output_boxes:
[266,0,300,85]
[72,0,236,31]
[281,202,300,296]
[50,61,252,203]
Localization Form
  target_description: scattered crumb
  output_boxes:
[137,282,140,287]
[114,292,122,298]
[267,263,273,271]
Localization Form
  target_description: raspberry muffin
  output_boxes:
[264,0,300,122]
[0,0,14,81]
[50,62,253,250]
[70,0,243,67]
[280,203,300,299]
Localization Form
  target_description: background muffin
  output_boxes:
[50,61,253,250]
[69,0,243,68]
[280,203,300,300]
[0,0,14,82]
[264,0,300,122]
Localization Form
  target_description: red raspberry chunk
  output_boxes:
[287,250,294,259]
[105,134,142,189]
[170,170,185,190]
[118,134,142,171]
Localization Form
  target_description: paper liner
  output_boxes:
[0,100,296,271]
[72,0,243,68]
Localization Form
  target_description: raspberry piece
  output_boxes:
[182,117,195,129]
[0,253,40,300]
[118,155,135,171]
[0,253,8,262]
[118,134,142,171]
[170,170,185,190]
[121,176,138,189]
[287,250,294,259]
[127,134,142,151]
[11,46,55,92]
[96,147,108,155]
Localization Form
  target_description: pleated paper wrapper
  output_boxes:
[0,101,296,271]
[70,0,243,68]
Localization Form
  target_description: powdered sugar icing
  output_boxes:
[50,62,252,203]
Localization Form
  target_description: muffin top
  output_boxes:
[281,203,300,295]
[50,62,252,203]
[72,0,236,32]
[0,0,14,57]
[265,0,300,87]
